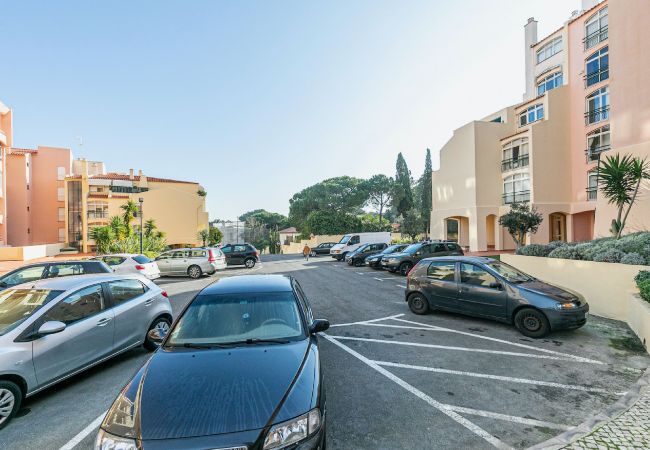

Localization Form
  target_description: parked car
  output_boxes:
[405,256,589,338]
[365,244,409,268]
[330,232,391,261]
[381,241,464,276]
[0,274,172,429]
[155,247,226,279]
[96,275,329,450]
[0,260,112,292]
[92,254,161,280]
[220,243,260,268]
[309,242,336,257]
[345,243,388,267]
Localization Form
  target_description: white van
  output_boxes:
[330,232,391,261]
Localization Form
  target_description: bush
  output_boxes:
[638,280,650,302]
[593,249,625,263]
[548,245,582,260]
[636,270,650,284]
[620,253,647,265]
[547,240,567,250]
[516,244,552,257]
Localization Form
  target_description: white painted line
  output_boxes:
[374,361,623,395]
[356,272,366,275]
[373,277,395,281]
[329,314,405,328]
[396,284,406,288]
[59,410,107,450]
[389,317,604,365]
[327,335,594,362]
[322,334,513,449]
[444,404,570,431]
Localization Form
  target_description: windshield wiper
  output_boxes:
[166,342,228,349]
[228,338,291,346]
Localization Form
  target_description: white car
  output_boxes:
[93,254,161,280]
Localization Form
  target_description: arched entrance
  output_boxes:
[485,214,497,249]
[445,216,469,249]
[549,213,567,242]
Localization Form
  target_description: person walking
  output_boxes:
[303,243,311,261]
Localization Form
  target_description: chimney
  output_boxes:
[138,169,143,177]
[129,168,134,180]
[523,17,538,101]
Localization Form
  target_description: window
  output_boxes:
[190,250,207,258]
[45,285,104,324]
[87,202,108,219]
[537,72,563,96]
[586,125,611,162]
[57,166,66,181]
[58,207,65,222]
[536,36,563,64]
[156,252,173,260]
[585,7,608,50]
[221,246,232,254]
[132,255,152,264]
[349,235,360,245]
[586,86,609,125]
[108,279,146,305]
[519,104,544,127]
[57,187,64,201]
[0,289,63,336]
[585,46,609,87]
[503,173,530,204]
[460,264,498,288]
[432,243,447,253]
[588,171,599,201]
[445,243,461,252]
[47,263,86,278]
[502,138,530,172]
[171,251,188,259]
[1,266,45,287]
[427,261,456,281]
[58,228,65,243]
[103,256,126,266]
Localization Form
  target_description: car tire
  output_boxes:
[244,258,256,269]
[408,293,429,315]
[188,265,202,279]
[144,316,172,351]
[354,259,363,267]
[514,308,550,338]
[0,380,22,430]
[399,262,413,276]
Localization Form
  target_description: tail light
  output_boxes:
[255,250,260,257]
[135,265,145,270]
[161,290,168,298]
[406,264,417,282]
[208,249,216,263]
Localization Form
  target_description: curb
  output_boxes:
[527,367,650,449]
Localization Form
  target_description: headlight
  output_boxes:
[556,302,578,310]
[94,429,137,450]
[263,408,321,449]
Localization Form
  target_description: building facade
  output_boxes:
[431,0,650,251]
[213,220,248,245]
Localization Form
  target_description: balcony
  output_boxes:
[587,187,598,201]
[585,144,611,162]
[585,106,610,125]
[502,190,530,205]
[584,67,609,87]
[110,186,149,194]
[501,155,530,172]
[87,211,109,220]
[584,27,608,50]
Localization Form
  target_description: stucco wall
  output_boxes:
[31,146,70,245]
[6,154,30,246]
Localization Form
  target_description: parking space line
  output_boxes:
[329,314,405,328]
[396,284,406,288]
[59,410,107,450]
[328,335,599,363]
[373,277,395,281]
[443,404,570,431]
[374,361,623,395]
[356,272,366,275]
[322,334,513,449]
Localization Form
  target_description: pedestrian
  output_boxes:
[303,243,311,261]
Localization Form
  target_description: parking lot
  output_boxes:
[2,254,649,450]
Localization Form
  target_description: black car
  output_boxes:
[97,275,329,450]
[220,243,260,268]
[405,256,589,338]
[345,243,388,267]
[309,242,336,257]
[365,244,409,269]
[0,260,112,291]
[381,241,464,276]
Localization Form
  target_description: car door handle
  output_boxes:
[144,298,154,306]
[97,317,112,327]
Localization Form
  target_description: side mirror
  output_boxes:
[309,319,330,334]
[489,282,503,290]
[38,320,66,336]
[147,328,166,344]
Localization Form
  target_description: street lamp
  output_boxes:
[138,197,144,254]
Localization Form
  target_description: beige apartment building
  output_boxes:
[431,0,650,251]
[66,160,209,252]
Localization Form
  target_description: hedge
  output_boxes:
[637,271,650,302]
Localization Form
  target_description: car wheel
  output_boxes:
[340,253,348,262]
[144,316,172,351]
[408,293,429,315]
[399,262,413,276]
[0,380,22,430]
[187,265,202,279]
[244,258,256,269]
[514,308,550,338]
[354,259,363,267]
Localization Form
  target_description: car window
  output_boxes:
[460,263,498,288]
[221,246,232,254]
[45,284,104,324]
[108,279,147,305]
[48,263,85,278]
[190,250,207,258]
[103,256,126,266]
[157,252,172,260]
[419,244,431,254]
[445,243,461,252]
[171,251,186,259]
[2,266,45,286]
[433,244,447,253]
[132,255,152,264]
[234,245,247,252]
[427,262,456,281]
[349,236,360,245]
[0,289,63,336]
[294,282,313,323]
[211,248,223,257]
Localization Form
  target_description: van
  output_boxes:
[330,232,391,261]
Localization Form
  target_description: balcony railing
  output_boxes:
[584,27,608,50]
[111,186,149,194]
[587,187,598,201]
[585,144,611,162]
[585,105,610,125]
[501,155,530,172]
[502,190,530,205]
[584,68,609,87]
[87,211,109,219]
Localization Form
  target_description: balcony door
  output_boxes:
[549,213,567,242]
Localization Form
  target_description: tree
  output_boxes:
[109,216,126,241]
[197,229,209,246]
[197,188,207,197]
[419,148,433,235]
[303,211,362,236]
[400,209,424,241]
[90,226,114,254]
[598,154,650,238]
[359,213,392,232]
[393,153,414,219]
[120,200,139,236]
[365,174,394,224]
[498,203,543,249]
[240,209,289,230]
[208,227,223,246]
[144,219,157,237]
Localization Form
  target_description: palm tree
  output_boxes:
[144,219,157,237]
[109,216,126,241]
[120,200,139,235]
[198,229,209,247]
[90,226,114,254]
[598,154,650,238]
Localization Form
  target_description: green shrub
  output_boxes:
[593,248,625,263]
[516,244,552,257]
[547,241,567,250]
[620,253,647,265]
[548,245,582,260]
[636,270,650,284]
[638,279,650,302]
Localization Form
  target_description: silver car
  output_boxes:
[155,247,227,279]
[0,274,172,429]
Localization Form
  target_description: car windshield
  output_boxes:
[383,245,403,254]
[165,291,305,346]
[487,261,534,283]
[133,255,152,264]
[403,244,421,254]
[0,289,64,336]
[338,235,351,244]
[353,244,369,253]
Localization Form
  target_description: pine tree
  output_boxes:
[394,153,413,218]
[420,148,433,235]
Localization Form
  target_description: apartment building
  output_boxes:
[431,0,650,251]
[213,220,248,245]
[67,160,209,252]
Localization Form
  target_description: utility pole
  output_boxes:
[139,197,144,254]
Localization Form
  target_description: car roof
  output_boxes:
[421,255,494,264]
[100,253,140,257]
[12,273,148,291]
[200,275,293,295]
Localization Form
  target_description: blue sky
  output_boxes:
[1,0,579,219]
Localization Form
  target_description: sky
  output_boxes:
[0,0,581,220]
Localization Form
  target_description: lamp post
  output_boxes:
[138,197,144,254]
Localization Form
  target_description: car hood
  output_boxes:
[104,340,310,440]
[517,280,583,303]
[383,252,408,259]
